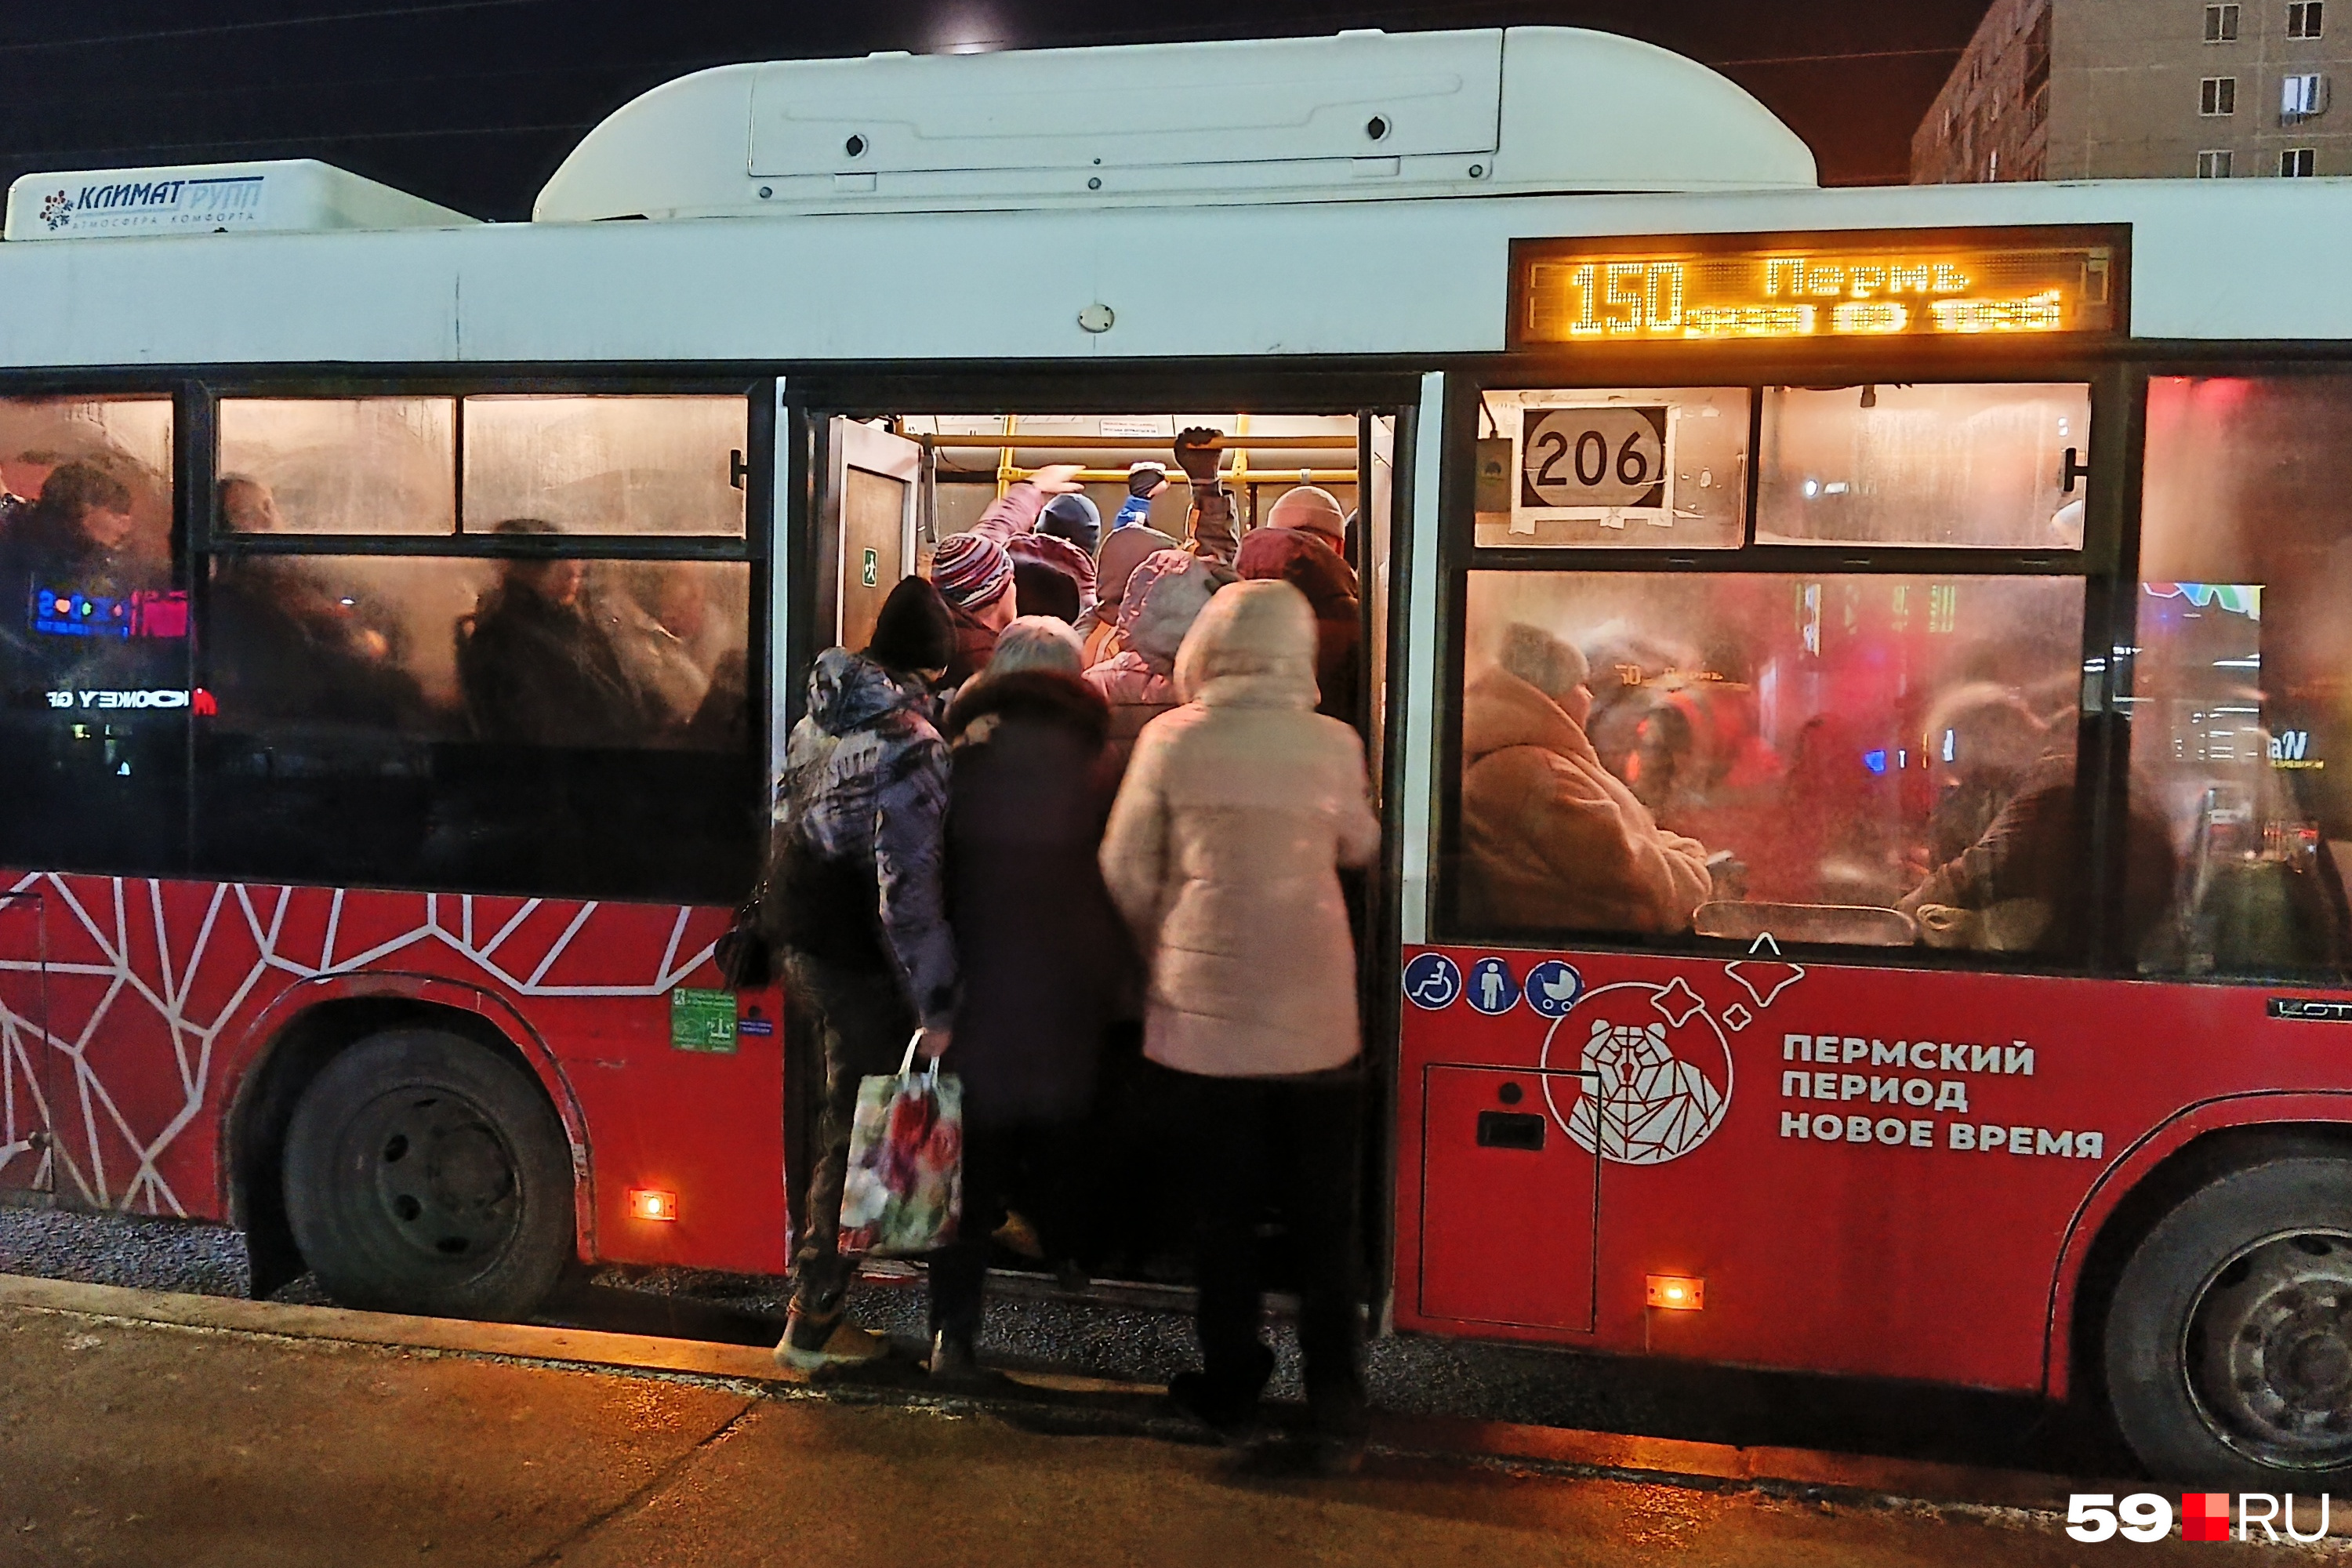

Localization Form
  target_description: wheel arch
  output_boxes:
[219,974,595,1297]
[2045,1093,2352,1406]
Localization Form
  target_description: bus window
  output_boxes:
[2131,374,2352,978]
[195,549,754,899]
[0,395,187,876]
[1453,571,2089,954]
[216,399,457,535]
[462,396,749,537]
[1475,387,1748,550]
[1755,383,2089,550]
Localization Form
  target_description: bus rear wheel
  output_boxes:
[2107,1155,2352,1486]
[283,1028,574,1321]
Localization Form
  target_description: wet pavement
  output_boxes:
[0,1204,2138,1477]
[0,1288,2241,1568]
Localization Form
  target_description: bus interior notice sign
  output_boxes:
[1511,227,2125,348]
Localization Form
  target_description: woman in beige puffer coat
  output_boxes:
[1098,579,1381,1466]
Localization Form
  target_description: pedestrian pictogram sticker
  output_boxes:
[670,987,739,1054]
[1403,953,1461,1011]
[862,547,880,587]
[1466,956,1519,1014]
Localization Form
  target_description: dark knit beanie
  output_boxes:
[865,575,955,673]
[1037,492,1101,557]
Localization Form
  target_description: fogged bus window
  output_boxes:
[217,398,456,535]
[195,551,755,900]
[462,396,748,537]
[1755,383,2089,549]
[1454,572,2089,955]
[1476,387,1749,549]
[2130,375,2352,979]
[0,395,187,874]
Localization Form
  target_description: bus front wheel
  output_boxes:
[2107,1154,2352,1486]
[283,1028,574,1321]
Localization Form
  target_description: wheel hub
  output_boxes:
[357,1091,522,1265]
[2190,1232,2352,1465]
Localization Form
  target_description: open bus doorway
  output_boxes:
[791,405,1396,1309]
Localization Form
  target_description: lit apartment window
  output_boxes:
[2288,2,2325,37]
[2201,75,2239,114]
[2208,2,2241,37]
[2281,146,2318,174]
[2198,148,2235,176]
[2283,72,2331,118]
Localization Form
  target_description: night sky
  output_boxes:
[0,2,1994,220]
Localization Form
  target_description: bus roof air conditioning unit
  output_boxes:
[532,27,1817,223]
[3,159,475,242]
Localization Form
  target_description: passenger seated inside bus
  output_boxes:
[1458,571,2093,951]
[457,518,667,748]
[0,459,160,685]
[1896,690,2176,956]
[1457,622,1711,935]
[209,477,424,727]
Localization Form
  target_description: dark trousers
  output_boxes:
[1162,1064,1367,1434]
[784,949,915,1319]
[928,1119,1080,1343]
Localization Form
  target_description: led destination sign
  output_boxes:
[1513,232,2120,347]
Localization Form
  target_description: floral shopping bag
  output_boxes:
[837,1033,963,1257]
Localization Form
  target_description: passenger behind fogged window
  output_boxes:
[0,459,155,685]
[1896,688,2176,956]
[1457,622,1711,935]
[208,477,424,728]
[456,519,666,749]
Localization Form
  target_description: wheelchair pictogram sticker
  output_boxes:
[1403,953,1462,1011]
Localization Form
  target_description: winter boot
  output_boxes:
[927,1327,985,1387]
[774,1304,887,1373]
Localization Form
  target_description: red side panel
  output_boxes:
[1395,944,2352,1394]
[0,870,786,1276]
[1417,1064,1596,1331]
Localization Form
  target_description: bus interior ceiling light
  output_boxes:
[527,27,1816,224]
[628,1189,678,1221]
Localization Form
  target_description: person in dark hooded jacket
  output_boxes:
[769,575,961,1370]
[0,461,148,689]
[924,616,1134,1381]
[459,520,663,747]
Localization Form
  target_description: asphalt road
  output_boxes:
[0,1203,2140,1480]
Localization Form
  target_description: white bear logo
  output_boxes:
[1564,1014,1727,1166]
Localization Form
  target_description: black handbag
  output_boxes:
[713,880,775,990]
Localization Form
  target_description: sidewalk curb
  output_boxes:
[0,1272,2121,1519]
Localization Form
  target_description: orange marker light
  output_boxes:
[1646,1275,1704,1311]
[628,1189,678,1222]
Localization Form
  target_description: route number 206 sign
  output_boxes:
[1519,405,1670,514]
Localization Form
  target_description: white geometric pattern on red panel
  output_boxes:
[0,872,719,1216]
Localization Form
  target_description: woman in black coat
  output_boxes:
[928,616,1134,1380]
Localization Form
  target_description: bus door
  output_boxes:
[794,398,1396,1292]
[825,418,923,652]
[0,887,52,1196]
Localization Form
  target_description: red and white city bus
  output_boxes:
[5,25,2352,1486]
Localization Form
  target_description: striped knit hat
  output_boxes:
[929,532,1014,609]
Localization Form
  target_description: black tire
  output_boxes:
[2106,1154,2352,1486]
[283,1028,574,1321]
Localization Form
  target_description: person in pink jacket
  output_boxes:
[1099,579,1381,1472]
[1459,623,1712,935]
[1081,548,1229,776]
